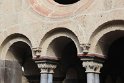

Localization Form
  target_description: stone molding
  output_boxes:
[78,53,105,60]
[35,60,57,74]
[39,62,56,74]
[33,56,59,61]
[32,47,42,58]
[33,47,58,74]
[80,43,91,54]
[28,0,94,18]
[83,61,103,73]
[32,47,59,61]
[79,55,104,73]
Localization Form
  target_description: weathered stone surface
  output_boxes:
[0,60,5,83]
[5,60,22,83]
[1,0,124,83]
[0,0,124,55]
[0,60,22,83]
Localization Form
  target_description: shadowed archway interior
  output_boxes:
[61,41,86,83]
[47,36,86,83]
[5,41,40,83]
[101,37,124,83]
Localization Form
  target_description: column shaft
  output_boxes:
[48,74,53,83]
[82,61,103,83]
[87,73,95,83]
[41,74,48,83]
[94,74,100,83]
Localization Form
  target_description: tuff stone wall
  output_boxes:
[1,0,124,82]
[1,0,124,49]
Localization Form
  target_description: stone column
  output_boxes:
[79,43,104,83]
[83,61,103,83]
[32,47,58,83]
[94,74,100,83]
[35,60,57,83]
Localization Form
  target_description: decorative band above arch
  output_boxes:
[28,0,94,18]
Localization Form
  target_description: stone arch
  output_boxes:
[0,33,32,59]
[40,28,86,83]
[89,20,124,57]
[0,33,40,82]
[40,28,81,57]
[46,36,77,58]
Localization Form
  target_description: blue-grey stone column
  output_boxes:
[41,74,48,83]
[48,74,53,83]
[35,60,57,83]
[87,73,95,83]
[83,61,103,83]
[94,74,100,83]
[32,48,58,83]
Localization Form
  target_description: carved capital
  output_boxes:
[35,60,57,74]
[32,47,42,58]
[83,61,103,73]
[80,43,91,54]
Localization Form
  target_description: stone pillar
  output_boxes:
[79,43,105,83]
[48,73,53,83]
[35,60,57,83]
[83,61,103,83]
[94,73,100,83]
[40,74,48,83]
[80,43,90,54]
[32,47,58,83]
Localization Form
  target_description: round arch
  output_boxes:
[99,36,124,83]
[88,20,124,83]
[45,34,86,83]
[0,33,40,82]
[89,20,124,56]
[0,33,32,60]
[40,28,81,57]
[46,36,78,58]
